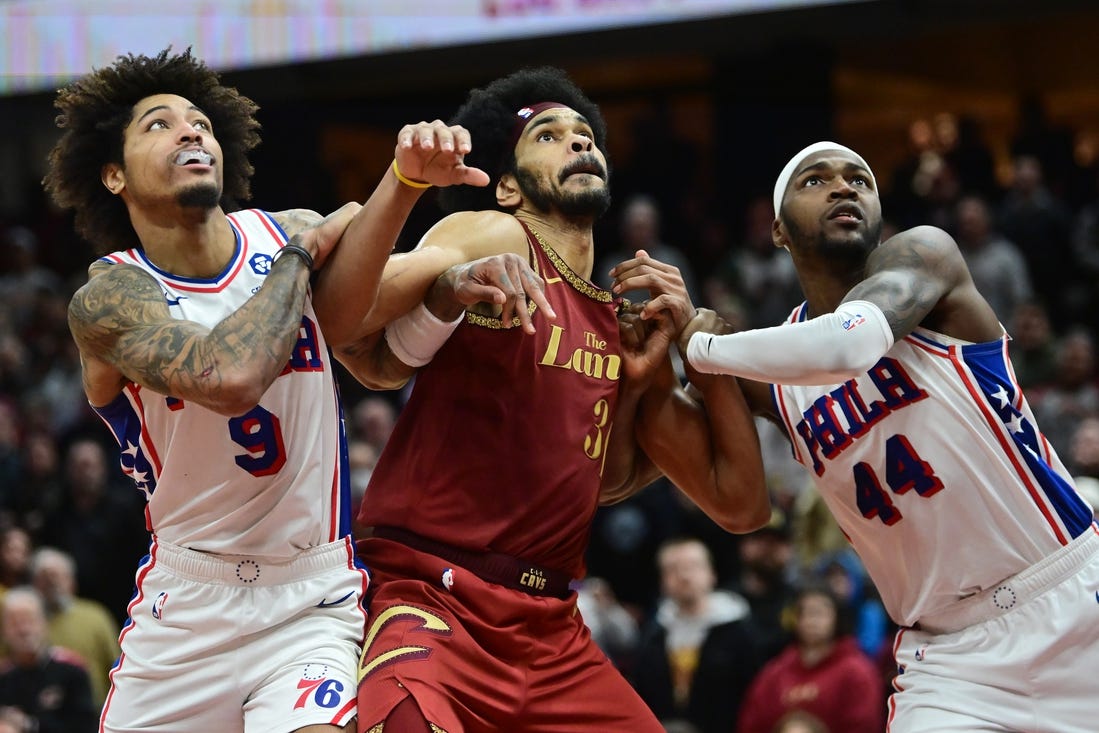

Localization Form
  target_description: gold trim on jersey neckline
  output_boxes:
[464,222,615,329]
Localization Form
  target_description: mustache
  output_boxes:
[558,155,607,183]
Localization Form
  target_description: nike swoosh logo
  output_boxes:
[316,591,355,608]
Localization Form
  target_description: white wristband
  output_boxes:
[686,299,894,385]
[384,302,465,367]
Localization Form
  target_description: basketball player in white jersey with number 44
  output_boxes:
[635,141,1099,732]
[46,49,487,733]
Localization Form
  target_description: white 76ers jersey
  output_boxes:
[92,209,351,557]
[772,303,1095,627]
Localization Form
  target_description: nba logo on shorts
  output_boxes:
[915,643,928,662]
[441,568,455,591]
[151,592,168,620]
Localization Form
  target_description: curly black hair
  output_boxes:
[437,66,608,214]
[43,47,261,256]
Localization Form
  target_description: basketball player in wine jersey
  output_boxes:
[319,67,772,732]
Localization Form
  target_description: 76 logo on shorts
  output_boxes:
[294,664,345,710]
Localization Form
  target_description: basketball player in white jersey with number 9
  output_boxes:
[45,48,487,732]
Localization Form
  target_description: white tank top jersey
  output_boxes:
[91,209,351,558]
[772,303,1096,627]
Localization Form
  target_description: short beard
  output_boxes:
[176,182,221,210]
[515,167,611,220]
[786,215,882,260]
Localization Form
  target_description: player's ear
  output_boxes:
[772,218,791,251]
[102,163,126,196]
[496,174,521,209]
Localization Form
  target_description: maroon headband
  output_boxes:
[506,101,571,153]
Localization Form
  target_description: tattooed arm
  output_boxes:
[69,207,359,415]
[69,252,311,416]
[679,225,1001,385]
[849,225,1002,344]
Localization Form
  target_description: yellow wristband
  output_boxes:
[392,159,432,189]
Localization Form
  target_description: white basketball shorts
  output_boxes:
[101,536,369,733]
[888,527,1099,732]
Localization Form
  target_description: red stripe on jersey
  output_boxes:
[251,210,287,244]
[946,345,1068,544]
[328,456,339,543]
[126,384,165,477]
[903,334,949,357]
[774,386,805,465]
[169,236,247,292]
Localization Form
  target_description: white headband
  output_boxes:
[772,141,875,216]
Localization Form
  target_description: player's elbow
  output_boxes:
[332,346,412,392]
[705,498,772,534]
[818,348,885,382]
[209,372,269,417]
[697,474,772,534]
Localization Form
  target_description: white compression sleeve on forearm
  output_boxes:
[685,300,895,385]
[384,302,465,367]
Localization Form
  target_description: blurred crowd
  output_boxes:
[1,95,1099,731]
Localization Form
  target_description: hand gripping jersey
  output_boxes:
[772,304,1095,627]
[91,210,351,557]
[358,221,622,578]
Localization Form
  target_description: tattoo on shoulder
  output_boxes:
[68,266,189,389]
[854,229,956,335]
[271,209,322,239]
[70,265,165,338]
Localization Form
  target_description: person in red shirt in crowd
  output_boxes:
[737,584,884,733]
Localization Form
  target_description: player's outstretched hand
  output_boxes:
[609,249,697,333]
[434,253,556,334]
[395,120,491,188]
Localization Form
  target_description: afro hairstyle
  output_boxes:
[437,66,608,215]
[43,47,261,255]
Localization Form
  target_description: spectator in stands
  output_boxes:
[13,432,64,543]
[997,154,1077,323]
[1068,415,1099,476]
[724,508,797,662]
[40,438,149,625]
[350,394,398,452]
[953,194,1033,324]
[736,584,884,733]
[0,528,31,595]
[1030,328,1099,457]
[29,547,120,707]
[816,549,890,661]
[0,587,97,732]
[595,194,700,305]
[0,404,21,507]
[1008,300,1059,390]
[0,226,62,331]
[712,195,802,330]
[633,537,761,733]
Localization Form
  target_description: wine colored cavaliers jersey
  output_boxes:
[772,303,1095,627]
[90,209,351,557]
[358,222,622,577]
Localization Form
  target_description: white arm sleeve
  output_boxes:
[685,300,895,385]
[384,302,465,368]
